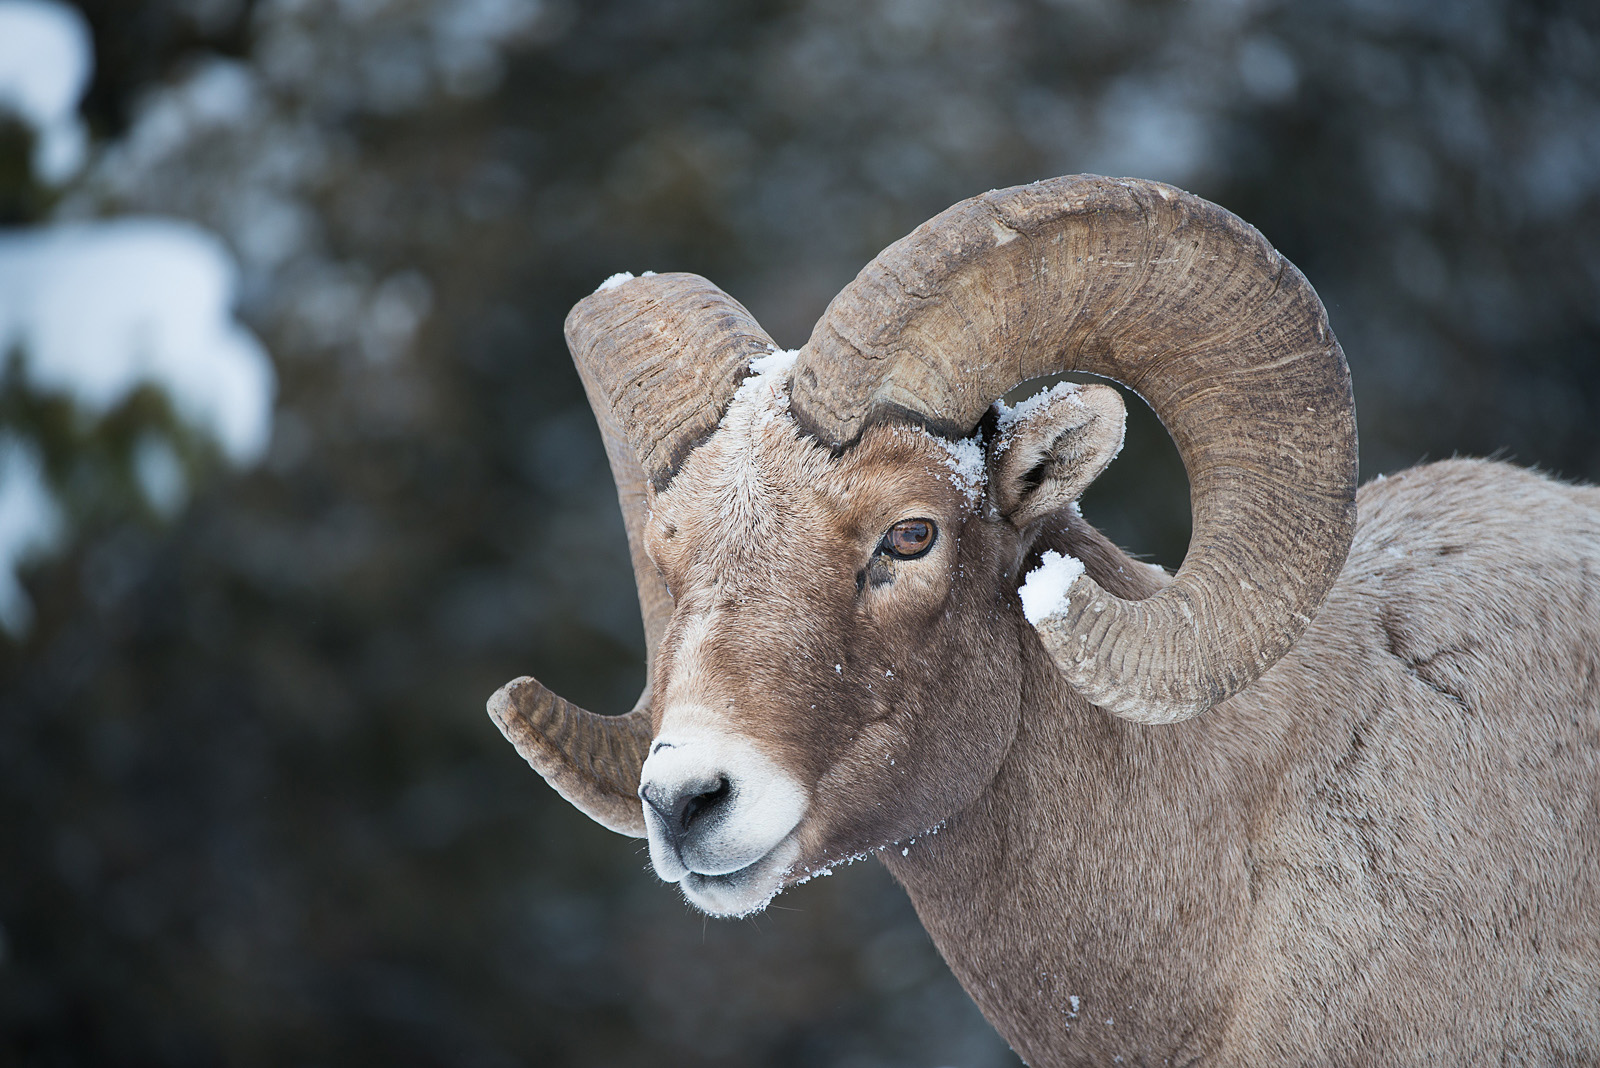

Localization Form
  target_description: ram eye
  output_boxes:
[881,518,937,560]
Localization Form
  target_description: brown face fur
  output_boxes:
[644,404,1027,879]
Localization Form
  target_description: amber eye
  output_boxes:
[881,518,937,560]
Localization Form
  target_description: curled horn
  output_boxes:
[789,176,1358,725]
[489,273,776,835]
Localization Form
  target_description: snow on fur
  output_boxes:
[730,347,798,426]
[993,381,1087,455]
[1020,550,1086,624]
[936,436,987,507]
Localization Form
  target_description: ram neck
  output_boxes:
[882,529,1266,1065]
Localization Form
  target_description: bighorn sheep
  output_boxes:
[489,176,1600,1065]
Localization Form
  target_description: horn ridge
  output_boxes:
[565,272,776,489]
[488,676,652,838]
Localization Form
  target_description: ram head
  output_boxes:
[489,175,1356,917]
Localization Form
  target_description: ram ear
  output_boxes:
[989,383,1127,529]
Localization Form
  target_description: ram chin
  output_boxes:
[677,834,803,917]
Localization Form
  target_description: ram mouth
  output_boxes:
[678,833,802,917]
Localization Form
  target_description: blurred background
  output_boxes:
[1,0,1597,1064]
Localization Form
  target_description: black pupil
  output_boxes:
[889,520,932,556]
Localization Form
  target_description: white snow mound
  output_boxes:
[0,217,276,464]
[1020,550,1086,624]
[0,0,92,182]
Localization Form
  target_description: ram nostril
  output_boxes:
[678,776,731,832]
[641,776,733,844]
